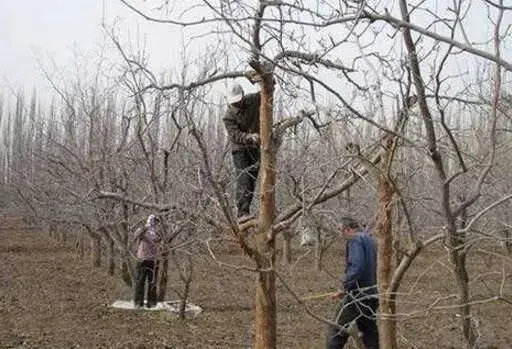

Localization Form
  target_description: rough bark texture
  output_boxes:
[254,254,276,349]
[375,137,397,349]
[253,67,277,349]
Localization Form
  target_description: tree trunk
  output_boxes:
[253,64,277,349]
[315,229,323,271]
[397,0,477,347]
[91,235,101,268]
[254,254,276,349]
[504,229,511,254]
[158,250,169,302]
[281,230,292,264]
[393,208,404,268]
[451,252,474,347]
[79,231,85,259]
[48,223,54,238]
[121,260,133,287]
[179,278,190,320]
[375,138,397,349]
[107,237,115,276]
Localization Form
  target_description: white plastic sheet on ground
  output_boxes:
[110,300,202,317]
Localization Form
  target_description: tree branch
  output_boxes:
[365,10,512,71]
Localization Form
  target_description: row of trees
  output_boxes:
[1,0,512,347]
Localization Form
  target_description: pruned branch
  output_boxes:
[141,71,248,93]
[274,51,354,72]
[273,109,315,148]
[90,189,177,212]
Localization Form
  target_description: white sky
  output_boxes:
[1,0,103,93]
[0,0,190,98]
[0,0,511,106]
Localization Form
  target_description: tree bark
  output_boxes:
[282,231,292,264]
[315,229,323,271]
[179,278,190,320]
[254,254,276,349]
[91,235,101,268]
[253,61,277,349]
[78,230,85,259]
[375,137,397,349]
[107,237,115,276]
[158,250,169,302]
[398,1,476,347]
[60,230,67,243]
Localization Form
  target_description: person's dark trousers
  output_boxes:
[232,147,260,217]
[134,259,158,307]
[325,291,379,349]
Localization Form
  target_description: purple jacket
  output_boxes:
[134,227,158,260]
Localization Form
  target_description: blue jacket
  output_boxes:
[342,230,377,294]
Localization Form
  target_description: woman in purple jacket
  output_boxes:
[132,214,160,309]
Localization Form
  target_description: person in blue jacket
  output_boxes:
[325,216,379,349]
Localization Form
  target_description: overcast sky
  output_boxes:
[0,0,187,98]
[1,0,511,105]
[1,0,100,93]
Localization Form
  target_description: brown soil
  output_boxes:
[1,216,511,348]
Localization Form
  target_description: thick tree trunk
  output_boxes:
[253,65,277,349]
[375,138,397,349]
[254,255,276,349]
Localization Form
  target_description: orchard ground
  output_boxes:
[1,216,511,348]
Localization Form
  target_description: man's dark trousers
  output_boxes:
[325,291,379,349]
[232,147,260,217]
[134,260,158,307]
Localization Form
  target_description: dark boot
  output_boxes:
[146,261,157,307]
[133,261,146,308]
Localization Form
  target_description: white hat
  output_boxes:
[146,214,158,227]
[227,84,244,105]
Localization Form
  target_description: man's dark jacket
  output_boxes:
[342,230,377,294]
[223,92,260,151]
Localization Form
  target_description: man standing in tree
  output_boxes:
[326,217,379,349]
[132,214,160,309]
[223,83,261,220]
